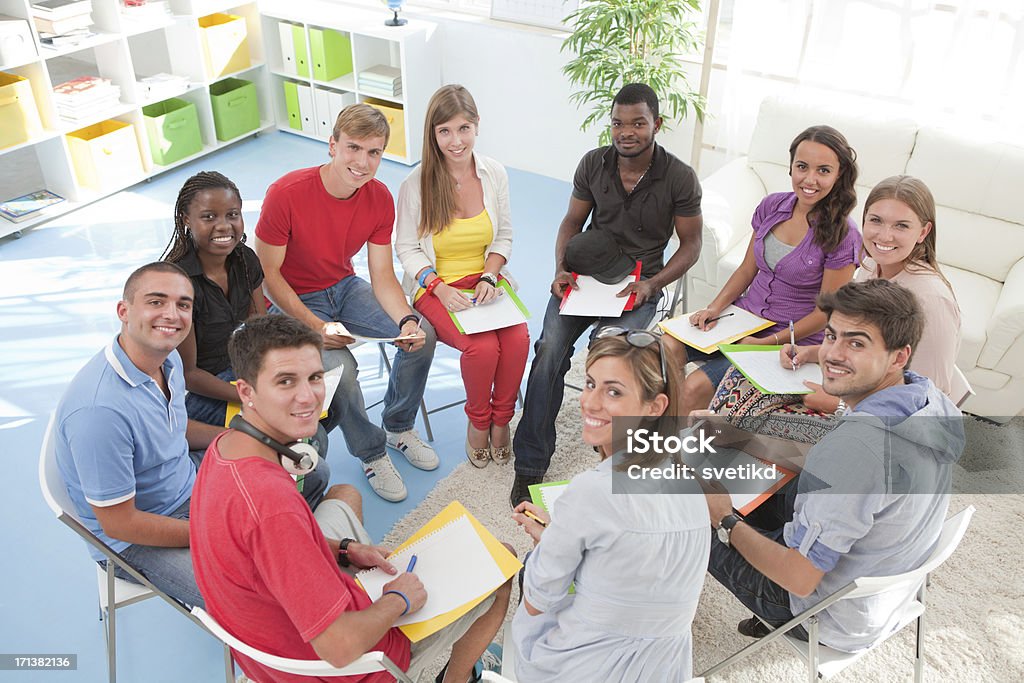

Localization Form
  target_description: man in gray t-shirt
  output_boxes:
[705,279,964,653]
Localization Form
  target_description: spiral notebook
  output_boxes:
[528,480,569,515]
[356,501,521,641]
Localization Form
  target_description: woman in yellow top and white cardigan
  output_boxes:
[395,84,529,468]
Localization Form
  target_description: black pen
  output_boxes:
[694,312,735,328]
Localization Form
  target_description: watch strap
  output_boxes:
[337,537,354,567]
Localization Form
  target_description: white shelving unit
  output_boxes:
[0,0,273,239]
[259,0,440,165]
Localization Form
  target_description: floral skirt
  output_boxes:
[709,367,839,445]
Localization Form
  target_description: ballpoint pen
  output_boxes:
[523,510,548,528]
[406,555,417,573]
[788,320,797,370]
[695,312,735,329]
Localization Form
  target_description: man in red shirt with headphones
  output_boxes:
[190,314,510,683]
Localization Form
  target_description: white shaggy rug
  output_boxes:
[382,352,1024,682]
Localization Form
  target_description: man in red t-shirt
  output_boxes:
[256,103,438,504]
[191,315,511,683]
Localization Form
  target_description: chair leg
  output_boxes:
[105,563,117,683]
[223,644,235,683]
[915,580,928,683]
[420,397,434,441]
[807,615,819,683]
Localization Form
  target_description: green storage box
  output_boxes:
[310,28,352,82]
[209,78,259,141]
[142,98,202,166]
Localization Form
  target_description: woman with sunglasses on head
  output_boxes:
[395,84,529,468]
[161,171,265,428]
[509,327,710,682]
[711,175,965,442]
[673,125,862,415]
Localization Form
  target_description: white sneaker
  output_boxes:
[363,454,407,502]
[386,429,440,471]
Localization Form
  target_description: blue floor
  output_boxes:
[0,130,570,682]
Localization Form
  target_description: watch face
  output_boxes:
[717,525,731,545]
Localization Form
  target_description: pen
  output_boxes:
[694,312,735,328]
[406,555,417,573]
[523,510,548,528]
[788,320,797,371]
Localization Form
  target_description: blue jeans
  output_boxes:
[106,497,204,608]
[278,275,436,463]
[512,291,661,476]
[185,367,236,427]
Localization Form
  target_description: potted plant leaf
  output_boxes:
[562,0,706,144]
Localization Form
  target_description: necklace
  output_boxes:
[620,159,653,195]
[451,167,474,191]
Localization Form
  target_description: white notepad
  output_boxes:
[321,365,343,414]
[659,304,774,354]
[450,280,530,334]
[559,274,634,317]
[356,515,506,626]
[719,345,823,395]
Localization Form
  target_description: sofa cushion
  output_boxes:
[944,265,1001,371]
[747,97,918,189]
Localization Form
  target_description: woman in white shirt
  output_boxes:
[395,85,529,467]
[511,327,710,682]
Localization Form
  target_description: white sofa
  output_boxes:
[688,97,1024,420]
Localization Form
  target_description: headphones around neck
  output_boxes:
[228,415,320,476]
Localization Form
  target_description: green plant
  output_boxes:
[562,0,706,144]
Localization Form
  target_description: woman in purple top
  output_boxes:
[677,125,861,414]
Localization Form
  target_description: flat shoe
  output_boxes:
[490,443,512,465]
[737,616,772,638]
[466,437,490,468]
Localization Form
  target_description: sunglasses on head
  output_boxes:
[589,326,668,388]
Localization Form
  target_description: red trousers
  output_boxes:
[415,273,530,430]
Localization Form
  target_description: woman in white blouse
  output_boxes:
[511,327,710,682]
[395,84,529,467]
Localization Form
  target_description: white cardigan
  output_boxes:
[395,152,516,300]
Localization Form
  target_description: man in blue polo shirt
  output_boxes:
[54,262,327,607]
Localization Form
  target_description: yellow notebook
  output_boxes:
[357,501,522,642]
[659,304,774,354]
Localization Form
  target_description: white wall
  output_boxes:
[404,11,701,182]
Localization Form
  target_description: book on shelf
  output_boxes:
[0,189,65,223]
[30,0,92,20]
[39,28,95,47]
[33,12,92,35]
[358,65,401,85]
[137,72,189,99]
[358,82,402,97]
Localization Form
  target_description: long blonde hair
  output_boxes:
[418,85,480,237]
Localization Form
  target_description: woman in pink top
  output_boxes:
[712,175,965,442]
[675,125,861,414]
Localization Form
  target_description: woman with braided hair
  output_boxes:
[161,171,265,427]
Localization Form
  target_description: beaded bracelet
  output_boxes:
[425,277,443,297]
[417,267,437,289]
[383,589,411,616]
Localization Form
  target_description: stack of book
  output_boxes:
[137,72,189,100]
[52,76,121,122]
[31,0,94,48]
[0,189,65,224]
[358,65,402,98]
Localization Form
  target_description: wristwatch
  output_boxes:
[835,399,848,416]
[337,538,355,567]
[717,514,743,546]
[479,272,498,287]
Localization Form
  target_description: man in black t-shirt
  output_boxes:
[511,83,704,505]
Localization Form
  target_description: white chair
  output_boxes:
[37,413,230,683]
[700,505,975,682]
[192,606,414,682]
